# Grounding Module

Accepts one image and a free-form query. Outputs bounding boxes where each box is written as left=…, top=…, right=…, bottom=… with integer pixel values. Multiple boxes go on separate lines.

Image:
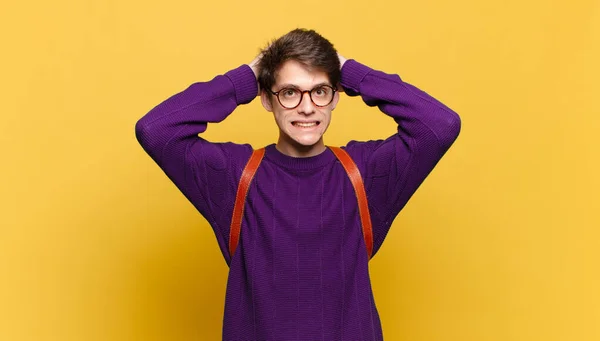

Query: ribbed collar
left=263, top=144, right=337, bottom=171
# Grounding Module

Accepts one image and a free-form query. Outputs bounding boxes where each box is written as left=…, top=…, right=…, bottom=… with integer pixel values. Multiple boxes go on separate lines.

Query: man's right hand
left=248, top=54, right=263, bottom=96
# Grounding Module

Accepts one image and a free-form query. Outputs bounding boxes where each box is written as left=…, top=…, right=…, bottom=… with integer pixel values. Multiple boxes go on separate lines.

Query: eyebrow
left=276, top=82, right=333, bottom=90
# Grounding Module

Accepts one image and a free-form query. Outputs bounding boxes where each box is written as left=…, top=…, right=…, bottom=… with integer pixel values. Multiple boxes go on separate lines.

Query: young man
left=136, top=29, right=461, bottom=340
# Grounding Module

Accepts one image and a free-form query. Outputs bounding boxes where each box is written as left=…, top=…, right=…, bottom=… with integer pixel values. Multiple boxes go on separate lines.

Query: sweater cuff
left=225, top=64, right=258, bottom=105
left=340, top=59, right=372, bottom=95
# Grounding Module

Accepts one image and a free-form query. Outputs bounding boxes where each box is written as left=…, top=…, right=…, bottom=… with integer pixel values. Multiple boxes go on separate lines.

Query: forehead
left=274, top=60, right=330, bottom=88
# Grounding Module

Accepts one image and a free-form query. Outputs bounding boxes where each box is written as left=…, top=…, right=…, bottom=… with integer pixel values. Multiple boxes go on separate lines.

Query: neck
left=276, top=136, right=326, bottom=158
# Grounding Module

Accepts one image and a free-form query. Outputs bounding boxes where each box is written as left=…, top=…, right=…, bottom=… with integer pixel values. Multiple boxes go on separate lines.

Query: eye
left=313, top=86, right=330, bottom=97
left=282, top=89, right=298, bottom=98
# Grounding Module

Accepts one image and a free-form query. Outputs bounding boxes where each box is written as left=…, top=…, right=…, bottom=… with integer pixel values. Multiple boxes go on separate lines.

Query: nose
left=297, top=91, right=316, bottom=115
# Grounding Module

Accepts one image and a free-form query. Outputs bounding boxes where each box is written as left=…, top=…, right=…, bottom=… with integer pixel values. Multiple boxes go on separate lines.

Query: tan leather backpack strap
left=229, top=147, right=266, bottom=258
left=328, top=146, right=374, bottom=260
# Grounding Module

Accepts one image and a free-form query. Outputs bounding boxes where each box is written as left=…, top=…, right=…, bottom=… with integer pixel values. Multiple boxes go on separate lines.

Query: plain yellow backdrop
left=1, top=0, right=599, bottom=340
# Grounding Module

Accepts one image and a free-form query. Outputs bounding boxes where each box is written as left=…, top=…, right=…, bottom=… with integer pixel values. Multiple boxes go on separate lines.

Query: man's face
left=260, top=60, right=339, bottom=153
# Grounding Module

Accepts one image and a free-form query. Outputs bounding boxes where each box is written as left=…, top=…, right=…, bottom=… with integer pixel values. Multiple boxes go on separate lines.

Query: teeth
left=294, top=122, right=317, bottom=128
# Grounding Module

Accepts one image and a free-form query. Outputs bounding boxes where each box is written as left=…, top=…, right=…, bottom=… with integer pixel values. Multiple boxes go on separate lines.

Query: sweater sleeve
left=134, top=65, right=258, bottom=263
left=340, top=59, right=461, bottom=256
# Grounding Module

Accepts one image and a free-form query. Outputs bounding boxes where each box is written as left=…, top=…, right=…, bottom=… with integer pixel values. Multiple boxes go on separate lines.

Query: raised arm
left=340, top=58, right=461, bottom=255
left=135, top=62, right=259, bottom=262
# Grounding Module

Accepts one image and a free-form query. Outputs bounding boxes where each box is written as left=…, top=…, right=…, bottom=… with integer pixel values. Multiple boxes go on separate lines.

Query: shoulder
left=197, top=141, right=254, bottom=173
left=342, top=137, right=403, bottom=178
left=342, top=138, right=384, bottom=164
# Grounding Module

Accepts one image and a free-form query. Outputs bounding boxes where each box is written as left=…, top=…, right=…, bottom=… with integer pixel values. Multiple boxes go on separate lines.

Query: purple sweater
left=135, top=60, right=461, bottom=340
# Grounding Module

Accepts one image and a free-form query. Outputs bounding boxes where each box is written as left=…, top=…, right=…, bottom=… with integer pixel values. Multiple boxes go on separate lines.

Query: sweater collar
left=263, top=144, right=336, bottom=170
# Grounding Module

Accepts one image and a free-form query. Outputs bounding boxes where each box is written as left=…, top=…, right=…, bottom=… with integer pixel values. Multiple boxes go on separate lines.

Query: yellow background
left=1, top=0, right=599, bottom=340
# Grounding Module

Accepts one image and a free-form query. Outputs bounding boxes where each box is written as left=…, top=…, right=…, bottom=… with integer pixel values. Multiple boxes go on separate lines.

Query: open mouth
left=291, top=121, right=320, bottom=128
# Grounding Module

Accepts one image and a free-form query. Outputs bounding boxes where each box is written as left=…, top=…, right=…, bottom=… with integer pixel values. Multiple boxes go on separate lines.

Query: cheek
left=273, top=110, right=289, bottom=127
left=321, top=110, right=333, bottom=125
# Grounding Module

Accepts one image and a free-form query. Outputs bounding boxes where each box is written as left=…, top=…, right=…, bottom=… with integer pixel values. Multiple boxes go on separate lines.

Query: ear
left=330, top=90, right=340, bottom=111
left=260, top=90, right=273, bottom=112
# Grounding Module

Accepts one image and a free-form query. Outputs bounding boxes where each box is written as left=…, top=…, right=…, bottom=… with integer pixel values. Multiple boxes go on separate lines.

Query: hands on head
left=337, top=53, right=346, bottom=93
left=249, top=53, right=263, bottom=96
left=337, top=53, right=347, bottom=69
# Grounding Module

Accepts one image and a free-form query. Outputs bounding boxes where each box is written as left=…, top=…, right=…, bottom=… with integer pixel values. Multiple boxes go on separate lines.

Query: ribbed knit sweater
left=135, top=59, right=461, bottom=340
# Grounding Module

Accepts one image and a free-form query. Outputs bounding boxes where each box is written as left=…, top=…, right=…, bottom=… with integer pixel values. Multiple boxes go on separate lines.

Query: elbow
left=134, top=117, right=161, bottom=160
left=438, top=109, right=462, bottom=150
left=135, top=118, right=150, bottom=148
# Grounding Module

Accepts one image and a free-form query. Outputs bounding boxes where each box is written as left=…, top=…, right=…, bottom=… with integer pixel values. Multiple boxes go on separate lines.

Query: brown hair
left=257, top=28, right=340, bottom=92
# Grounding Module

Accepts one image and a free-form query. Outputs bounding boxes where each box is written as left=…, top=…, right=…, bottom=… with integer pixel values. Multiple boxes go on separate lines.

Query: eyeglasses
left=268, top=85, right=337, bottom=109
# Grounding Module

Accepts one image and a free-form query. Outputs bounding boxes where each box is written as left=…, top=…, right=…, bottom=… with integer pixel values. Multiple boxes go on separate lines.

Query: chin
left=293, top=134, right=323, bottom=147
